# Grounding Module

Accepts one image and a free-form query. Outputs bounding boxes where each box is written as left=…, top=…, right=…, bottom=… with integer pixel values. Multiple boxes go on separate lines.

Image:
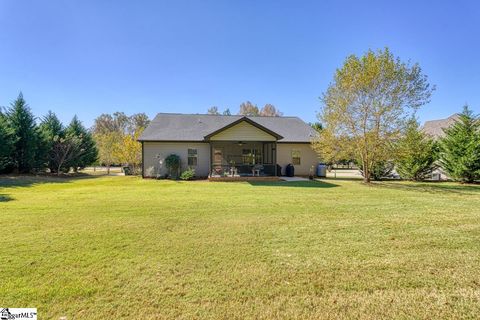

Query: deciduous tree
left=238, top=101, right=260, bottom=116
left=260, top=104, right=282, bottom=116
left=50, top=133, right=83, bottom=176
left=207, top=106, right=220, bottom=115
left=315, top=48, right=434, bottom=182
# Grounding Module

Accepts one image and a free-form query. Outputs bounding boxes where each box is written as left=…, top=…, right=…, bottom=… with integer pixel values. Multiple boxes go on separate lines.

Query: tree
left=358, top=160, right=395, bottom=181
left=238, top=101, right=259, bottom=116
left=223, top=108, right=231, bottom=116
left=438, top=106, right=480, bottom=183
left=49, top=133, right=83, bottom=176
left=65, top=116, right=98, bottom=172
left=0, top=111, right=16, bottom=173
left=39, top=111, right=64, bottom=173
left=310, top=122, right=323, bottom=132
left=260, top=104, right=282, bottom=116
left=94, top=132, right=118, bottom=174
left=315, top=48, right=434, bottom=182
left=114, top=128, right=144, bottom=174
left=6, top=93, right=42, bottom=173
left=207, top=106, right=220, bottom=115
left=92, top=112, right=149, bottom=174
left=393, top=118, right=437, bottom=181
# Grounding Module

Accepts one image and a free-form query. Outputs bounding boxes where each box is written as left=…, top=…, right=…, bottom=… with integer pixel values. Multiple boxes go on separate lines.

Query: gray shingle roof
left=423, top=114, right=460, bottom=138
left=138, top=113, right=318, bottom=143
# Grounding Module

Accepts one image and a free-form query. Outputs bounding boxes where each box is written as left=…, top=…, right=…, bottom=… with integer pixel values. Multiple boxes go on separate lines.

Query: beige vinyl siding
left=143, top=142, right=210, bottom=177
left=277, top=143, right=319, bottom=175
left=209, top=121, right=276, bottom=141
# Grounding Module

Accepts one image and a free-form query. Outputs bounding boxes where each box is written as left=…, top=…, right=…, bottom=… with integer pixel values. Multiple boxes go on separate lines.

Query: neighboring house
left=422, top=113, right=459, bottom=180
left=423, top=114, right=460, bottom=139
left=138, top=113, right=319, bottom=178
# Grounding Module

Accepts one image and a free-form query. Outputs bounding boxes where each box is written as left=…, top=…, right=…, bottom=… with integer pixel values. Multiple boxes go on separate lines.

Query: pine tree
left=394, top=118, right=437, bottom=181
left=39, top=111, right=65, bottom=173
left=6, top=93, right=42, bottom=173
left=439, top=106, right=480, bottom=183
left=65, top=116, right=98, bottom=171
left=0, top=110, right=16, bottom=173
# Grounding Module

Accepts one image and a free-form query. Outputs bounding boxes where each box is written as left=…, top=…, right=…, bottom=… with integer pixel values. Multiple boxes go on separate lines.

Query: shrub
left=165, top=154, right=181, bottom=179
left=180, top=167, right=196, bottom=180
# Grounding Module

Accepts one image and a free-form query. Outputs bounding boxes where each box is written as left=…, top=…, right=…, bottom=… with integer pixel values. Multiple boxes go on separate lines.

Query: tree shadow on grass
left=0, top=194, right=13, bottom=202
left=371, top=181, right=480, bottom=196
left=0, top=173, right=104, bottom=189
left=248, top=180, right=339, bottom=188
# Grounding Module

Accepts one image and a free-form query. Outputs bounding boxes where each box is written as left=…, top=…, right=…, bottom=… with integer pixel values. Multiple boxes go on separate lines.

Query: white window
left=292, top=149, right=301, bottom=165
left=188, top=148, right=198, bottom=166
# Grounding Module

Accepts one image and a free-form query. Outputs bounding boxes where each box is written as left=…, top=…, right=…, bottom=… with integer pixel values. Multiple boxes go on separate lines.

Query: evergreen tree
left=65, top=116, right=98, bottom=171
left=394, top=118, right=437, bottom=181
left=0, top=110, right=16, bottom=173
left=39, top=111, right=64, bottom=173
left=439, top=106, right=480, bottom=183
left=6, top=93, right=42, bottom=173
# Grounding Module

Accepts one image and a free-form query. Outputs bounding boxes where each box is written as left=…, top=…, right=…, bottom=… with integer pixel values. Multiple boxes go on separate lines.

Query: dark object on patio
left=276, top=164, right=282, bottom=176
left=316, top=164, right=327, bottom=177
left=123, top=166, right=132, bottom=175
left=286, top=164, right=294, bottom=177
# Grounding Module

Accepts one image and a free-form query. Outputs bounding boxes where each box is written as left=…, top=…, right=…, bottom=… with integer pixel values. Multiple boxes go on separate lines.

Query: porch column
left=273, top=141, right=277, bottom=176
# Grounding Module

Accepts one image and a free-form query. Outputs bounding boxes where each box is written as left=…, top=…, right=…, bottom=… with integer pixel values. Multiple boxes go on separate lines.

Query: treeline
left=207, top=101, right=283, bottom=116
left=0, top=94, right=150, bottom=176
left=0, top=94, right=97, bottom=175
left=92, top=112, right=149, bottom=174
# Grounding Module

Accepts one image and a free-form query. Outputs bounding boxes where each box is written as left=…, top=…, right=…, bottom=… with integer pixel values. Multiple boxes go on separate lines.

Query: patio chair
left=252, top=164, right=264, bottom=176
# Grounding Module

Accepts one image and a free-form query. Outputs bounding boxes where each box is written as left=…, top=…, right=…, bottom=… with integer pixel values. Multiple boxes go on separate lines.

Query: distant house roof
left=138, top=113, right=318, bottom=143
left=423, top=114, right=460, bottom=138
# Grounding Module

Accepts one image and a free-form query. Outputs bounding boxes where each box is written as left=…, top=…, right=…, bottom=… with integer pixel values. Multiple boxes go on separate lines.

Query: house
left=423, top=114, right=460, bottom=138
left=138, top=113, right=319, bottom=178
left=422, top=113, right=460, bottom=180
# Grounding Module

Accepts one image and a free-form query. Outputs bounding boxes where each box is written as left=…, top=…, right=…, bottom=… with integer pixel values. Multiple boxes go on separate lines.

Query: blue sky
left=1, top=0, right=479, bottom=128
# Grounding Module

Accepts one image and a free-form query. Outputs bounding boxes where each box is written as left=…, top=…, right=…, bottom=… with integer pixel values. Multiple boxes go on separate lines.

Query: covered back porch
left=209, top=141, right=277, bottom=177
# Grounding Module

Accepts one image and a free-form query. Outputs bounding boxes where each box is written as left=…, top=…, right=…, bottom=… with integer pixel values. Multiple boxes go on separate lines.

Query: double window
left=292, top=149, right=301, bottom=165
left=188, top=148, right=198, bottom=166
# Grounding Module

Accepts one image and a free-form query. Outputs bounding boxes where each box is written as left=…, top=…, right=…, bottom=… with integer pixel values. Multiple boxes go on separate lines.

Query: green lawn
left=1, top=175, right=480, bottom=319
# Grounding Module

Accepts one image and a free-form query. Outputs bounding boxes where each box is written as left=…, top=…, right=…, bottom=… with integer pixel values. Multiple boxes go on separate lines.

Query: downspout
left=141, top=141, right=145, bottom=178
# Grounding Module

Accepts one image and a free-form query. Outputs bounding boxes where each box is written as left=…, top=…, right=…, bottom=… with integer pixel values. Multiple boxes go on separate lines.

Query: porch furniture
left=252, top=164, right=264, bottom=176
left=229, top=167, right=238, bottom=177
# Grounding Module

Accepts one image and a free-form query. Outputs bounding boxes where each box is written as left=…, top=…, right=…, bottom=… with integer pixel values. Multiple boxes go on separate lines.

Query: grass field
left=1, top=175, right=480, bottom=319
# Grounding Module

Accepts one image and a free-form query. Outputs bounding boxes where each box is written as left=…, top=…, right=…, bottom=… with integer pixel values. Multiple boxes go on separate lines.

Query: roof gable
left=205, top=117, right=282, bottom=141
